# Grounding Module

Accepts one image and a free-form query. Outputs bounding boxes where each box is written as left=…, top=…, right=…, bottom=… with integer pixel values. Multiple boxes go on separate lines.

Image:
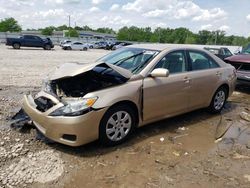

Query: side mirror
left=150, top=68, right=169, bottom=78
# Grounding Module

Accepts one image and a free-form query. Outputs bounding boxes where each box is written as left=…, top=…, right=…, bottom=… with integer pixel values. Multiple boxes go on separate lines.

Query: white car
left=62, top=42, right=88, bottom=51
left=60, top=40, right=71, bottom=47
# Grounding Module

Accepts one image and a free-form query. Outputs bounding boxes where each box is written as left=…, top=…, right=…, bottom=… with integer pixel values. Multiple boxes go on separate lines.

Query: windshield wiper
left=131, top=52, right=157, bottom=73
left=112, top=51, right=145, bottom=66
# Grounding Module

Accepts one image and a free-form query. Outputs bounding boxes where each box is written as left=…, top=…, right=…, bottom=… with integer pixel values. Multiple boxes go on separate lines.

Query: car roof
left=127, top=43, right=211, bottom=52
left=126, top=43, right=228, bottom=67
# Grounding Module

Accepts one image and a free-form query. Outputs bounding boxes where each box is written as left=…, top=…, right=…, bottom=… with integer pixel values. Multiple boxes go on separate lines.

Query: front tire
left=99, top=105, right=135, bottom=146
left=208, top=87, right=227, bottom=113
left=44, top=44, right=51, bottom=50
left=13, top=43, right=20, bottom=49
left=83, top=47, right=87, bottom=51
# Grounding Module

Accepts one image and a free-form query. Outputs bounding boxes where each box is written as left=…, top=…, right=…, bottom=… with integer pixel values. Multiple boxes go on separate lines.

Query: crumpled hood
left=225, top=54, right=250, bottom=63
left=50, top=62, right=133, bottom=80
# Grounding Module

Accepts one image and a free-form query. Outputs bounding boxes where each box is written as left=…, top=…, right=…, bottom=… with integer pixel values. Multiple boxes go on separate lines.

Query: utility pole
left=215, top=31, right=218, bottom=45
left=68, top=15, right=71, bottom=28
left=68, top=15, right=71, bottom=38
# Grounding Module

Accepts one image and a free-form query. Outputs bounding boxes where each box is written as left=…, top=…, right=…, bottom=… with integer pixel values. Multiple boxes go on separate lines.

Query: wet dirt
left=1, top=85, right=249, bottom=188
left=0, top=46, right=249, bottom=188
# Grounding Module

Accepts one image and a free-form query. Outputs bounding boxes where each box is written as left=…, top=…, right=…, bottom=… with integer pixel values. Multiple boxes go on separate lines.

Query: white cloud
left=89, top=7, right=100, bottom=12
left=193, top=8, right=227, bottom=21
left=34, top=9, right=65, bottom=19
left=200, top=24, right=213, bottom=30
left=110, top=4, right=119, bottom=11
left=123, top=0, right=227, bottom=22
left=247, top=14, right=250, bottom=22
left=45, top=0, right=80, bottom=4
left=92, top=0, right=104, bottom=5
left=219, top=25, right=230, bottom=31
left=200, top=24, right=230, bottom=32
left=143, top=9, right=167, bottom=18
left=101, top=16, right=130, bottom=26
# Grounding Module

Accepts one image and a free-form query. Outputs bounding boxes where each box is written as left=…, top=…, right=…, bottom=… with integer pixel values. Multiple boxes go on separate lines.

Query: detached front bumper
left=237, top=71, right=250, bottom=85
left=23, top=95, right=106, bottom=146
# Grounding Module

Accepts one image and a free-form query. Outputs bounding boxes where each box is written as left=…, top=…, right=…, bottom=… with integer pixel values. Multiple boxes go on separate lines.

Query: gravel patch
left=0, top=150, right=64, bottom=187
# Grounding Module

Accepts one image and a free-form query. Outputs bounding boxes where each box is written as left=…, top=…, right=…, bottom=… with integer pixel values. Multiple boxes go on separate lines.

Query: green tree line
left=1, top=17, right=250, bottom=46
left=117, top=26, right=250, bottom=46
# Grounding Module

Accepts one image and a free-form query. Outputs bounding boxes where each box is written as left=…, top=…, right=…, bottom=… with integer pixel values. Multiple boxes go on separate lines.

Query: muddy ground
left=0, top=45, right=250, bottom=188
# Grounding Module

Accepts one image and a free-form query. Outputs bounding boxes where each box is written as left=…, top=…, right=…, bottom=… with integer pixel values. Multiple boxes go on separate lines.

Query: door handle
left=216, top=71, right=222, bottom=76
left=183, top=77, right=190, bottom=83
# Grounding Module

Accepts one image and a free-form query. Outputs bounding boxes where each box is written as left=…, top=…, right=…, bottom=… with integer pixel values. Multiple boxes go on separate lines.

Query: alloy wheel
left=105, top=111, right=132, bottom=142
left=214, top=90, right=225, bottom=110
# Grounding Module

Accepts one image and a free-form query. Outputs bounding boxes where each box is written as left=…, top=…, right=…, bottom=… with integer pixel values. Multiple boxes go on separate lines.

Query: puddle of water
left=217, top=121, right=250, bottom=152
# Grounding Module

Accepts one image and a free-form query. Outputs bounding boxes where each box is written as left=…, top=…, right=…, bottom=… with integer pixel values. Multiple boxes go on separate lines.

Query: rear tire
left=13, top=43, right=20, bottom=49
left=99, top=105, right=135, bottom=146
left=44, top=44, right=51, bottom=50
left=66, top=47, right=72, bottom=50
left=83, top=47, right=87, bottom=51
left=207, top=86, right=227, bottom=113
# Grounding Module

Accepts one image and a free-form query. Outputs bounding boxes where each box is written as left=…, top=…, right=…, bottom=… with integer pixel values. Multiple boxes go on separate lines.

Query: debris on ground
left=160, top=137, right=164, bottom=142
left=233, top=152, right=250, bottom=159
left=172, top=151, right=180, bottom=157
left=240, top=111, right=250, bottom=122
left=168, top=134, right=188, bottom=143
left=244, top=174, right=250, bottom=182
left=8, top=108, right=32, bottom=131
left=178, top=127, right=187, bottom=131
left=215, top=116, right=233, bottom=140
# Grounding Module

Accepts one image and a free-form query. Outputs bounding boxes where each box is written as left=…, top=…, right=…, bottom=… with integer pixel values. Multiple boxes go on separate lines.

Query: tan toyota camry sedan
left=23, top=44, right=236, bottom=146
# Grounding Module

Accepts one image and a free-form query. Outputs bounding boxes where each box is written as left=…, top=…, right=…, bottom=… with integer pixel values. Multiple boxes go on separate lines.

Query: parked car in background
left=112, top=42, right=133, bottom=50
left=94, top=41, right=108, bottom=49
left=23, top=44, right=236, bottom=147
left=225, top=54, right=250, bottom=85
left=62, top=42, right=88, bottom=51
left=60, top=40, right=71, bottom=47
left=86, top=43, right=94, bottom=49
left=105, top=41, right=122, bottom=50
left=204, top=47, right=232, bottom=60
left=6, top=35, right=54, bottom=50
left=241, top=44, right=250, bottom=54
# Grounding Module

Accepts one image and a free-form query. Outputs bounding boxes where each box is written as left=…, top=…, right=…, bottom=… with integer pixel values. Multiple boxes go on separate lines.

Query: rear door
left=186, top=50, right=222, bottom=109
left=24, top=36, right=42, bottom=47
left=72, top=42, right=82, bottom=50
left=143, top=50, right=191, bottom=121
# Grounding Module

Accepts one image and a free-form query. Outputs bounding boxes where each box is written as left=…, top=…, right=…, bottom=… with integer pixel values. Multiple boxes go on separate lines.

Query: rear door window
left=188, top=50, right=220, bottom=71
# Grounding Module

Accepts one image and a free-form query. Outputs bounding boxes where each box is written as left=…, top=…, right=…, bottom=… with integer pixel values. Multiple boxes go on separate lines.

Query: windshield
left=97, top=47, right=159, bottom=74
left=242, top=45, right=250, bottom=54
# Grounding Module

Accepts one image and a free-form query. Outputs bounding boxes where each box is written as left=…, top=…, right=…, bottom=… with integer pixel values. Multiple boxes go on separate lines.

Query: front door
left=143, top=50, right=191, bottom=121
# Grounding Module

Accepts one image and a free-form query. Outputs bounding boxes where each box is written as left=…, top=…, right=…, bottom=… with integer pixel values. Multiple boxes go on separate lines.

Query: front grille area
left=34, top=97, right=55, bottom=112
left=229, top=62, right=250, bottom=71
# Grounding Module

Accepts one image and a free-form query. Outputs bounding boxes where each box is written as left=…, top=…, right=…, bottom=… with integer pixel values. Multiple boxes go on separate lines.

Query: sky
left=0, top=0, right=249, bottom=37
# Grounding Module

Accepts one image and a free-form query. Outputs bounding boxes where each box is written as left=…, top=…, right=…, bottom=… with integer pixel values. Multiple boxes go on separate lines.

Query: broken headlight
left=42, top=80, right=53, bottom=94
left=49, top=97, right=98, bottom=116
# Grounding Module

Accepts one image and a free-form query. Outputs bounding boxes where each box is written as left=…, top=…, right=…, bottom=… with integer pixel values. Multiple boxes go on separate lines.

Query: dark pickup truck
left=6, top=35, right=54, bottom=50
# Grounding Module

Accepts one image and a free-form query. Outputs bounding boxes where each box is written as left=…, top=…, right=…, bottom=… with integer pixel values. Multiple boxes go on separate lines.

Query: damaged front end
left=33, top=62, right=131, bottom=116
left=21, top=62, right=132, bottom=146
